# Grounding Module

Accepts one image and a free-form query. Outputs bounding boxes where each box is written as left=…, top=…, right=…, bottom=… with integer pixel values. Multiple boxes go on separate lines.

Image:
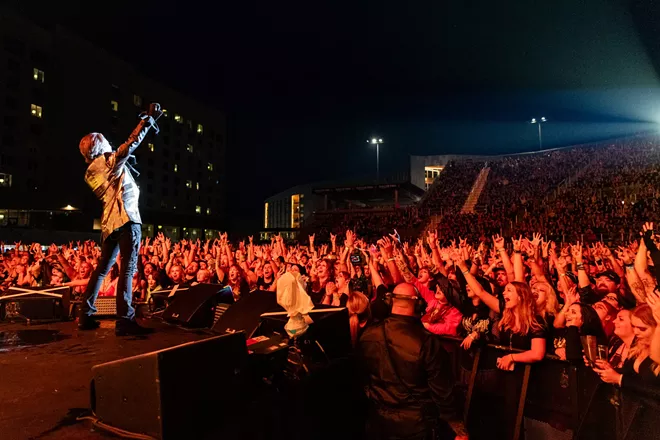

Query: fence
left=437, top=336, right=646, bottom=440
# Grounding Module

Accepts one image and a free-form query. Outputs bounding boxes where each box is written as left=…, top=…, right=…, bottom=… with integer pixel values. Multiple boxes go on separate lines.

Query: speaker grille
left=214, top=303, right=230, bottom=325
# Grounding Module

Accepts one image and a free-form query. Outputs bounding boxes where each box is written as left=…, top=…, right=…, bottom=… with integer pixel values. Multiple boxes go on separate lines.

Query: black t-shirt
left=308, top=284, right=326, bottom=304
left=371, top=284, right=391, bottom=323
left=495, top=316, right=549, bottom=350
left=256, top=276, right=274, bottom=291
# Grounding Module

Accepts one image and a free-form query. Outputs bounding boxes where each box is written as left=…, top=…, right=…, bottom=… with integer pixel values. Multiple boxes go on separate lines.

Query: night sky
left=8, top=0, right=660, bottom=235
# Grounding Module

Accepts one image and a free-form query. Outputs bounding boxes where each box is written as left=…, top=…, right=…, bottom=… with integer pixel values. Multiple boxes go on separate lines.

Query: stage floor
left=0, top=319, right=213, bottom=440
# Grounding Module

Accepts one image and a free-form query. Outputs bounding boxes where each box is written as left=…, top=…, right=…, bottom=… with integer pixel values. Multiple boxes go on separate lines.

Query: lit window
left=206, top=207, right=211, bottom=215
left=33, top=68, right=45, bottom=83
left=195, top=205, right=202, bottom=214
left=148, top=143, right=155, bottom=152
left=197, top=124, right=204, bottom=134
left=111, top=100, right=119, bottom=112
left=174, top=164, right=178, bottom=172
left=196, top=182, right=200, bottom=190
left=133, top=94, right=142, bottom=106
left=173, top=205, right=177, bottom=210
left=174, top=114, right=183, bottom=123
left=186, top=144, right=194, bottom=153
left=186, top=180, right=192, bottom=189
left=207, top=162, right=213, bottom=171
left=264, top=203, right=269, bottom=228
left=162, top=109, right=168, bottom=117
left=30, top=104, right=43, bottom=118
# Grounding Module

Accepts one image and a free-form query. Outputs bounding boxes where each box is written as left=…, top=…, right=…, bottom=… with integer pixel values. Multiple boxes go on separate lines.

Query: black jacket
left=357, top=314, right=462, bottom=439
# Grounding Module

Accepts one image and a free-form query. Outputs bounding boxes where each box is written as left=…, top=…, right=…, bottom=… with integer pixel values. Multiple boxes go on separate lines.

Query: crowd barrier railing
left=435, top=336, right=639, bottom=440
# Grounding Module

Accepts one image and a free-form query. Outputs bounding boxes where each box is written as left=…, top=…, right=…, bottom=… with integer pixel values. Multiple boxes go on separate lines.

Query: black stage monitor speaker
left=91, top=332, right=248, bottom=440
left=0, top=286, right=70, bottom=322
left=212, top=290, right=283, bottom=337
left=258, top=305, right=352, bottom=361
left=161, top=283, right=233, bottom=328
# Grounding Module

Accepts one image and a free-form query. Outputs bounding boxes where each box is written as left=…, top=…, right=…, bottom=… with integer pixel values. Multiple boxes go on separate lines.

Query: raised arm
left=453, top=249, right=500, bottom=313
left=112, top=103, right=162, bottom=176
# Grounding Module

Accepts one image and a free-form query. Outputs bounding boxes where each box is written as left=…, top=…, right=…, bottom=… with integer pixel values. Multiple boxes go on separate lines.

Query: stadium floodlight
left=530, top=117, right=547, bottom=150
left=367, top=137, right=384, bottom=180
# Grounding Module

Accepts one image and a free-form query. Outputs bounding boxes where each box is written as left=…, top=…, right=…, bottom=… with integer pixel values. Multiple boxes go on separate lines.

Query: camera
left=349, top=250, right=363, bottom=265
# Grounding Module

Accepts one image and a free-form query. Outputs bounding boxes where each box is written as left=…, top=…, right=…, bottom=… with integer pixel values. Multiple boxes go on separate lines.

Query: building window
left=207, top=162, right=213, bottom=171
left=111, top=100, right=119, bottom=112
left=148, top=143, right=155, bottom=152
left=264, top=202, right=269, bottom=228
left=33, top=68, right=45, bottom=83
left=186, top=144, right=194, bottom=153
left=0, top=173, right=12, bottom=187
left=206, top=207, right=211, bottom=215
left=133, top=94, right=142, bottom=106
left=197, top=124, right=204, bottom=134
left=174, top=164, right=178, bottom=172
left=196, top=182, right=200, bottom=190
left=195, top=205, right=202, bottom=214
left=186, top=180, right=192, bottom=189
left=174, top=114, right=183, bottom=123
left=291, top=194, right=301, bottom=228
left=30, top=104, right=43, bottom=118
left=162, top=109, right=168, bottom=117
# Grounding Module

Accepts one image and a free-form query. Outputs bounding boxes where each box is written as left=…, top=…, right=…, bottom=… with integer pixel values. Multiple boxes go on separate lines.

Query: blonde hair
left=629, top=304, right=660, bottom=376
left=499, top=281, right=543, bottom=335
left=535, top=281, right=559, bottom=317
left=79, top=132, right=109, bottom=163
left=347, top=291, right=371, bottom=347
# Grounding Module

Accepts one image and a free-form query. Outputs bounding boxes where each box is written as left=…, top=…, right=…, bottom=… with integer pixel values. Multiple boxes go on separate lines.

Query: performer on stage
left=78, top=103, right=162, bottom=335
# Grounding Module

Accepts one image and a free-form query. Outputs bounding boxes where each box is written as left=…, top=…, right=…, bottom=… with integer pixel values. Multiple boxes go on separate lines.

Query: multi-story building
left=0, top=10, right=226, bottom=241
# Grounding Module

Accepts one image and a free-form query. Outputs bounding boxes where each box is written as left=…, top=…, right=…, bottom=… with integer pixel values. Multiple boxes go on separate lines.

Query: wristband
left=461, top=269, right=469, bottom=275
left=576, top=263, right=585, bottom=271
left=513, top=250, right=522, bottom=254
left=387, top=258, right=395, bottom=262
left=624, top=264, right=634, bottom=270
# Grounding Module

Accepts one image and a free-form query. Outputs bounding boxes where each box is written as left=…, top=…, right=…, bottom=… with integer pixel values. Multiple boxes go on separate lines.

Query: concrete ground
left=0, top=319, right=210, bottom=440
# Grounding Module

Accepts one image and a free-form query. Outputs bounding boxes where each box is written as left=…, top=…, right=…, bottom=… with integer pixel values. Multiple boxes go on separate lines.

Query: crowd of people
left=2, top=223, right=660, bottom=437
left=3, top=135, right=660, bottom=438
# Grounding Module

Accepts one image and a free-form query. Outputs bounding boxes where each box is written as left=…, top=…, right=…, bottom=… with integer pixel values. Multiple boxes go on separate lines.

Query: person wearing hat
left=572, top=243, right=622, bottom=305
left=77, top=103, right=161, bottom=336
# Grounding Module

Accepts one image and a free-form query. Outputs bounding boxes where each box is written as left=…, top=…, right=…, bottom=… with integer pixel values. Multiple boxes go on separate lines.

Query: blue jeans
left=81, top=222, right=141, bottom=320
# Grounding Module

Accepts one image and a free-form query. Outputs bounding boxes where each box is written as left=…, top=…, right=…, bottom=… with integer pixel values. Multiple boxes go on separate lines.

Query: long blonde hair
left=499, top=281, right=543, bottom=335
left=534, top=281, right=559, bottom=317
left=628, top=304, right=660, bottom=376
left=347, top=291, right=371, bottom=347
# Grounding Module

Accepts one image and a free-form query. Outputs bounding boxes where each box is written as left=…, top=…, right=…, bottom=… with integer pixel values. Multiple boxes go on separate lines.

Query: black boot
left=78, top=315, right=101, bottom=330
left=115, top=318, right=154, bottom=336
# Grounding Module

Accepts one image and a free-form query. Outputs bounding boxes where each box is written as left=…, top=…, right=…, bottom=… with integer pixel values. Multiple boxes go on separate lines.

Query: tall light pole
left=367, top=137, right=383, bottom=180
left=530, top=117, right=547, bottom=150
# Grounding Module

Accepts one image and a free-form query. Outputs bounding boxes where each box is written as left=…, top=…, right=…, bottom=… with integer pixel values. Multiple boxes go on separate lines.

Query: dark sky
left=8, top=0, right=660, bottom=234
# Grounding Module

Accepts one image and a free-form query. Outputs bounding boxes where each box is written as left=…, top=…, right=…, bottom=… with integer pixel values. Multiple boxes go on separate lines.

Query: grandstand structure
left=263, top=133, right=660, bottom=244
left=418, top=133, right=660, bottom=244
